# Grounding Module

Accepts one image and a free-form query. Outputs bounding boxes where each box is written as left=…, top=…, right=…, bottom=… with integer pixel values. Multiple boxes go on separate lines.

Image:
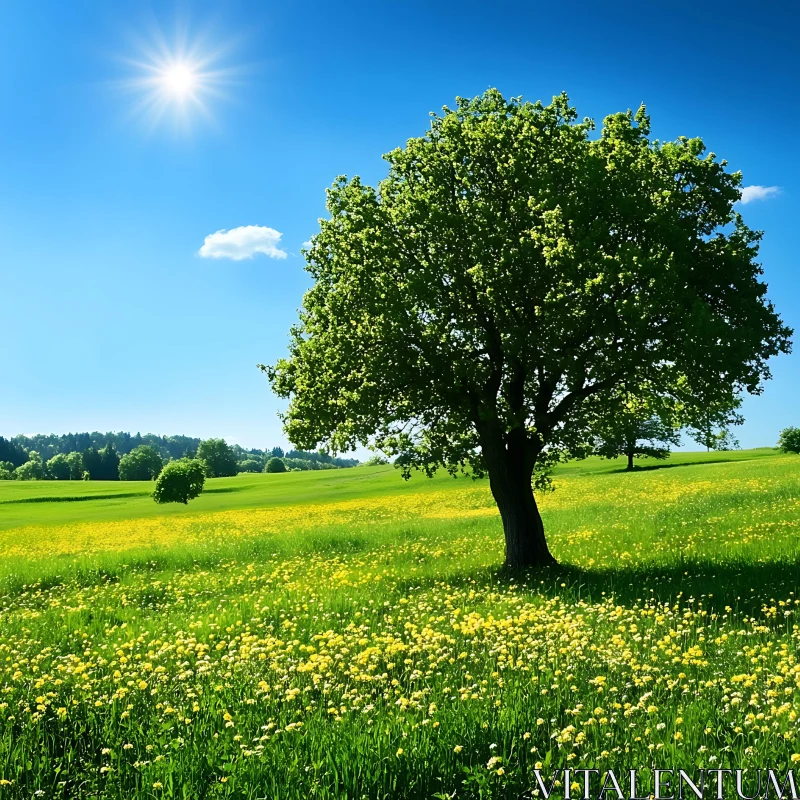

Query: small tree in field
left=264, top=90, right=792, bottom=568
left=153, top=459, right=205, bottom=504
left=594, top=394, right=680, bottom=470
left=265, top=457, right=287, bottom=474
left=687, top=397, right=743, bottom=452
left=778, top=427, right=800, bottom=454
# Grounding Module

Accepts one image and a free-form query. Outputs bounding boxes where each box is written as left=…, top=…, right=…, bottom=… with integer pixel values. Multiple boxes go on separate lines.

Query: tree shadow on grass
left=368, top=544, right=800, bottom=621
left=606, top=458, right=738, bottom=475
left=496, top=556, right=800, bottom=617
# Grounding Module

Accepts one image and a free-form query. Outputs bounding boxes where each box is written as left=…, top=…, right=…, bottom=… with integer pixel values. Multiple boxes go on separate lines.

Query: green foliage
left=118, top=446, right=164, bottom=481
left=687, top=397, right=744, bottom=452
left=710, top=429, right=741, bottom=451
left=286, top=449, right=358, bottom=468
left=12, top=431, right=202, bottom=462
left=81, top=445, right=121, bottom=481
left=0, top=434, right=359, bottom=480
left=0, top=437, right=26, bottom=468
left=196, top=439, right=238, bottom=478
left=65, top=452, right=84, bottom=480
left=778, top=426, right=800, bottom=454
left=265, top=457, right=287, bottom=473
left=46, top=453, right=72, bottom=480
left=364, top=454, right=389, bottom=466
left=0, top=461, right=14, bottom=481
left=80, top=447, right=102, bottom=480
left=265, top=89, right=791, bottom=564
left=236, top=458, right=263, bottom=473
left=593, top=392, right=681, bottom=468
left=99, top=444, right=120, bottom=481
left=15, top=451, right=46, bottom=481
left=152, top=459, right=205, bottom=504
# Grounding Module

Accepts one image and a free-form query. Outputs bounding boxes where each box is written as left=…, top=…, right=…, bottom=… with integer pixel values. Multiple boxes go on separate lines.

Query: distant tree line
left=0, top=433, right=360, bottom=481
left=7, top=432, right=201, bottom=462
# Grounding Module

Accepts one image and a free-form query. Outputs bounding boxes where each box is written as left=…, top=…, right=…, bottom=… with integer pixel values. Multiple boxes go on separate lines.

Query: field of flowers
left=1, top=451, right=799, bottom=798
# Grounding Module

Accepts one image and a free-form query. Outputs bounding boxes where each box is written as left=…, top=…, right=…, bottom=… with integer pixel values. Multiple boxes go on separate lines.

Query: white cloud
left=301, top=240, right=312, bottom=249
left=739, top=185, right=780, bottom=205
left=198, top=225, right=287, bottom=260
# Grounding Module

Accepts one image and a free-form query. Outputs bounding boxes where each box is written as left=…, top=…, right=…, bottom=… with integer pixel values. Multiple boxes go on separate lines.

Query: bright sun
left=121, top=24, right=240, bottom=132
left=161, top=63, right=197, bottom=97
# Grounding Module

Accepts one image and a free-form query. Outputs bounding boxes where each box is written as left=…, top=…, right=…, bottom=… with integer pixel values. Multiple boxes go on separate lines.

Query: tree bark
left=480, top=423, right=556, bottom=569
left=489, top=468, right=555, bottom=568
left=627, top=451, right=634, bottom=471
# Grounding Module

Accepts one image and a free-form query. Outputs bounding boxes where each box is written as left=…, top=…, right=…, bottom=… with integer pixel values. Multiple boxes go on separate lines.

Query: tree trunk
left=481, top=424, right=556, bottom=569
left=626, top=451, right=634, bottom=471
left=490, top=469, right=555, bottom=568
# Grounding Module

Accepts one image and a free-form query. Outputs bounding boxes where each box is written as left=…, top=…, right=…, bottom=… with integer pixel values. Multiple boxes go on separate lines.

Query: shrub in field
left=0, top=461, right=14, bottom=480
left=265, top=456, right=287, bottom=473
left=778, top=426, right=800, bottom=454
left=118, top=445, right=163, bottom=480
left=152, top=458, right=205, bottom=504
left=196, top=438, right=238, bottom=478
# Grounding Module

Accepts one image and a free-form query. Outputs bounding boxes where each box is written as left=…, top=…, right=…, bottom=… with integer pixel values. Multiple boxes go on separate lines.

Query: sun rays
left=117, top=19, right=243, bottom=134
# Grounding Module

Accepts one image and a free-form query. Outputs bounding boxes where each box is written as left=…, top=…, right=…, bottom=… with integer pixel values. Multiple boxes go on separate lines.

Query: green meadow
left=1, top=448, right=800, bottom=798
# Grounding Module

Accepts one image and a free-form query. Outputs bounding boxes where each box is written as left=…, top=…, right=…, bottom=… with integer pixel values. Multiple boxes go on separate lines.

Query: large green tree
left=196, top=439, right=238, bottom=478
left=265, top=90, right=792, bottom=568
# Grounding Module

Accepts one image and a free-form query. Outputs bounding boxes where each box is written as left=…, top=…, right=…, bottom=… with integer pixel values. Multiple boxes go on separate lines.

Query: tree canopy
left=266, top=89, right=792, bottom=568
left=196, top=439, right=238, bottom=478
left=153, top=459, right=205, bottom=504
left=778, top=427, right=800, bottom=454
left=593, top=393, right=680, bottom=470
left=15, top=451, right=46, bottom=481
left=46, top=453, right=72, bottom=480
left=687, top=398, right=743, bottom=452
left=118, top=445, right=164, bottom=481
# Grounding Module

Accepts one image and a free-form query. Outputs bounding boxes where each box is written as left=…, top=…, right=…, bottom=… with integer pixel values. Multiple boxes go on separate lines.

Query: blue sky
left=1, top=0, right=797, bottom=453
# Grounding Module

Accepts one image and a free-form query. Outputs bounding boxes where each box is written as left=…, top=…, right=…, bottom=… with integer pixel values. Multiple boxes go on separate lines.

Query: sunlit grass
left=1, top=449, right=799, bottom=797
